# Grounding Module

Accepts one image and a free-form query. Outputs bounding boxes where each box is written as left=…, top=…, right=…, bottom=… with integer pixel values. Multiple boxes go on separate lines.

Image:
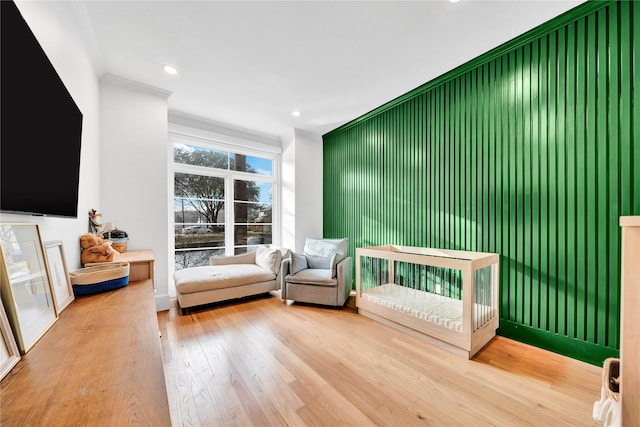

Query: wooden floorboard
left=158, top=293, right=601, bottom=426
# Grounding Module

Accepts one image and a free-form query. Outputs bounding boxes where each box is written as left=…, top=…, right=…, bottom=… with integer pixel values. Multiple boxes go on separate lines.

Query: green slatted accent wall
left=323, top=0, right=639, bottom=365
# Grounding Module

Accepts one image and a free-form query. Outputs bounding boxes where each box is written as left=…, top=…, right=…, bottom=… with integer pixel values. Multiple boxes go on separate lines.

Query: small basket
left=109, top=237, right=128, bottom=253
left=69, top=262, right=130, bottom=295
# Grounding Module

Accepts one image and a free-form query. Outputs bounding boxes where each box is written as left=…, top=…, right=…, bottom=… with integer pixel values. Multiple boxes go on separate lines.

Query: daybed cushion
left=174, top=264, right=276, bottom=294
left=269, top=245, right=291, bottom=262
left=210, top=251, right=255, bottom=266
left=255, top=246, right=281, bottom=274
left=285, top=268, right=336, bottom=287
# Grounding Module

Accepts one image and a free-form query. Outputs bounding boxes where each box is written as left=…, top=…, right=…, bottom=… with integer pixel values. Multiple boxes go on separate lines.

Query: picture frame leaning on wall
left=44, top=240, right=75, bottom=313
left=0, top=299, right=20, bottom=381
left=0, top=223, right=58, bottom=353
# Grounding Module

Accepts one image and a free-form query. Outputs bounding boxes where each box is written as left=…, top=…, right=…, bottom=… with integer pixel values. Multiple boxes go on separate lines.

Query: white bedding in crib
left=360, top=283, right=492, bottom=332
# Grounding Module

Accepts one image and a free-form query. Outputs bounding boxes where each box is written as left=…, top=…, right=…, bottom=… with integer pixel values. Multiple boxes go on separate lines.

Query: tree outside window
left=173, top=143, right=273, bottom=268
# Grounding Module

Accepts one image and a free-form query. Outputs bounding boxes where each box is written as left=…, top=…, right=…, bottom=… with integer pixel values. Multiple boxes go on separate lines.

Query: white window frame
left=170, top=130, right=281, bottom=259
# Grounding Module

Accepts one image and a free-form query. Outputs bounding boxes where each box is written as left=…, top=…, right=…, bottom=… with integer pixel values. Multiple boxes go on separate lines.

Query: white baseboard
left=155, top=293, right=170, bottom=312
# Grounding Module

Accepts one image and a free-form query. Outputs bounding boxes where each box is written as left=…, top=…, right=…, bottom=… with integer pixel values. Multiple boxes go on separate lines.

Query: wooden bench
left=0, top=279, right=171, bottom=425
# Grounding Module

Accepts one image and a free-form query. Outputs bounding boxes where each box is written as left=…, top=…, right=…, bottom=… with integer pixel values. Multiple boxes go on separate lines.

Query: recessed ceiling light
left=449, top=0, right=460, bottom=3
left=292, top=111, right=301, bottom=117
left=163, top=65, right=178, bottom=75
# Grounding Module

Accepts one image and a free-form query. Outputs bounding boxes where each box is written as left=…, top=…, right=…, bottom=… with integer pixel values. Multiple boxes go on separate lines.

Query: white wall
left=281, top=132, right=296, bottom=251
left=0, top=1, right=101, bottom=270
left=281, top=129, right=323, bottom=253
left=99, top=75, right=171, bottom=310
left=294, top=130, right=323, bottom=250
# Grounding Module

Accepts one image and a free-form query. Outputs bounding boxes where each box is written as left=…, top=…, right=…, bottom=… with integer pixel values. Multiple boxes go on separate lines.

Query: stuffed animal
left=79, top=233, right=119, bottom=265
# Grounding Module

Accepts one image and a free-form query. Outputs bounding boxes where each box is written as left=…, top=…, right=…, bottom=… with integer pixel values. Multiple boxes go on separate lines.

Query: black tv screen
left=1, top=1, right=83, bottom=218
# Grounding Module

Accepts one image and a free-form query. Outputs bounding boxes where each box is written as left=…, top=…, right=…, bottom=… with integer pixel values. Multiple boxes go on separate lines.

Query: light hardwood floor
left=158, top=293, right=601, bottom=426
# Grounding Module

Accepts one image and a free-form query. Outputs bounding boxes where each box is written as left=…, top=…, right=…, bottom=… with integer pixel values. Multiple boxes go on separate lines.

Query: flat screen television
left=1, top=1, right=83, bottom=218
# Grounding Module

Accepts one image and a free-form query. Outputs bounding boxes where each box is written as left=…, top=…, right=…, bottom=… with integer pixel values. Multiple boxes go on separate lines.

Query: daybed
left=173, top=246, right=288, bottom=314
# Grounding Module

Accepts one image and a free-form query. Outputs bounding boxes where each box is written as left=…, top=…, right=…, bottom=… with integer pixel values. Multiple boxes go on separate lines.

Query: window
left=233, top=180, right=272, bottom=254
left=172, top=139, right=278, bottom=270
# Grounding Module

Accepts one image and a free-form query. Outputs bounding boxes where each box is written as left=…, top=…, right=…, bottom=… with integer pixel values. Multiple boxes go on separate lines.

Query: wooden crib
left=356, top=245, right=500, bottom=359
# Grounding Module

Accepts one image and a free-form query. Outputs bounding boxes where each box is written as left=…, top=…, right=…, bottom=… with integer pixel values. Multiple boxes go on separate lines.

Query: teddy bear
left=79, top=233, right=119, bottom=265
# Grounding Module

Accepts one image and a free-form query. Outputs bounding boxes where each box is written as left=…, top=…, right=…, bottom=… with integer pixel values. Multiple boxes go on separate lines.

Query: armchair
left=280, top=238, right=352, bottom=307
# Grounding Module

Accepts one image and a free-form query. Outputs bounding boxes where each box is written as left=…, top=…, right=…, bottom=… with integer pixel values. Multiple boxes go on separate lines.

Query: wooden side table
left=116, top=249, right=155, bottom=283
left=87, top=249, right=155, bottom=285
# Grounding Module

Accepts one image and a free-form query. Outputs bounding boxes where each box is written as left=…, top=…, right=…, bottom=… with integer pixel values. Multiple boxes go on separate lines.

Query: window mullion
left=225, top=175, right=235, bottom=256
left=231, top=170, right=274, bottom=184
left=174, top=163, right=227, bottom=178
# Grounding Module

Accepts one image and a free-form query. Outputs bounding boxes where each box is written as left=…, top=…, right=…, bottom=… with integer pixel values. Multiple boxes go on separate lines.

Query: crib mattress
left=360, top=283, right=492, bottom=333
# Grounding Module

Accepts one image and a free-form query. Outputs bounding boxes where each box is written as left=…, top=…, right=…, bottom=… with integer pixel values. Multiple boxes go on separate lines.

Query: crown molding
left=168, top=110, right=281, bottom=148
left=101, top=73, right=172, bottom=99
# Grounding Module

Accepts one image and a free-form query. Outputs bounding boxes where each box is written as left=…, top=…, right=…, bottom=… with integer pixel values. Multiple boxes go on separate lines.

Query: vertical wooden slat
left=547, top=30, right=558, bottom=335
left=322, top=0, right=633, bottom=364
left=556, top=26, right=568, bottom=337
left=482, top=63, right=490, bottom=257
left=530, top=39, right=540, bottom=330
left=473, top=67, right=481, bottom=254
left=595, top=7, right=609, bottom=347
left=508, top=50, right=518, bottom=323
left=575, top=17, right=587, bottom=342
left=500, top=53, right=510, bottom=323
left=633, top=1, right=640, bottom=216
left=488, top=61, right=496, bottom=255
left=619, top=2, right=632, bottom=217
left=523, top=43, right=532, bottom=327
left=538, top=35, right=549, bottom=332
left=465, top=71, right=472, bottom=253
left=450, top=80, right=457, bottom=250
left=585, top=12, right=598, bottom=345
left=455, top=77, right=461, bottom=251
left=493, top=57, right=503, bottom=320
left=566, top=22, right=578, bottom=340
left=437, top=85, right=448, bottom=248
left=607, top=2, right=620, bottom=350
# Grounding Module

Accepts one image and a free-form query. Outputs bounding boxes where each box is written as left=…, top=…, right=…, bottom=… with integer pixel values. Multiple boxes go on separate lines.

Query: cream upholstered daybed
left=173, top=246, right=289, bottom=314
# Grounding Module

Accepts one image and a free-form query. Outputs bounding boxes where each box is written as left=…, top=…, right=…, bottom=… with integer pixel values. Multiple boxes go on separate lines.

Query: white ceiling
left=81, top=0, right=585, bottom=139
